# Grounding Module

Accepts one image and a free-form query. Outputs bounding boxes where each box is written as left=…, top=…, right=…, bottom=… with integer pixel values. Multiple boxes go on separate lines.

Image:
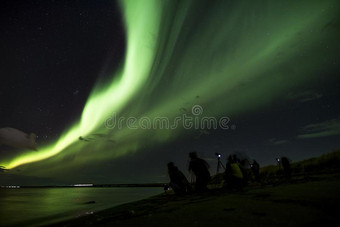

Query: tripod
left=216, top=155, right=225, bottom=174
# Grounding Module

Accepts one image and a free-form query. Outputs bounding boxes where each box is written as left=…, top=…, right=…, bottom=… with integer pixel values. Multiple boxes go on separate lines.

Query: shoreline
left=0, top=183, right=166, bottom=189
left=48, top=173, right=340, bottom=227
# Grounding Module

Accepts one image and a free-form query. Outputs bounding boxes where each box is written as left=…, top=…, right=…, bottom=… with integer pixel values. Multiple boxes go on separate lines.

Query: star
left=73, top=90, right=79, bottom=96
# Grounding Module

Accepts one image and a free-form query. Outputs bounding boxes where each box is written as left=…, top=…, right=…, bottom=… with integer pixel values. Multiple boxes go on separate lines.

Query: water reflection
left=0, top=187, right=161, bottom=226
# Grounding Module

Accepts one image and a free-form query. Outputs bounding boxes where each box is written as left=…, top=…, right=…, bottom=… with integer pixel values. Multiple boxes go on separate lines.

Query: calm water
left=0, top=187, right=162, bottom=226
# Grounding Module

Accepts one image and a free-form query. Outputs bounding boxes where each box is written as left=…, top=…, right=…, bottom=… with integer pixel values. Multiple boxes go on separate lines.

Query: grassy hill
left=210, top=149, right=340, bottom=186
left=259, top=149, right=340, bottom=184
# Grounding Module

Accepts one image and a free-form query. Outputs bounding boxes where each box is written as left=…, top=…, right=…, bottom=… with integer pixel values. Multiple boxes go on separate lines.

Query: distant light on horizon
left=1, top=185, right=20, bottom=189
left=73, top=184, right=93, bottom=187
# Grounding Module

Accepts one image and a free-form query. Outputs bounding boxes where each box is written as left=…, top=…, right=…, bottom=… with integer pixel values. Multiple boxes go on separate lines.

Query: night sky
left=0, top=0, right=339, bottom=185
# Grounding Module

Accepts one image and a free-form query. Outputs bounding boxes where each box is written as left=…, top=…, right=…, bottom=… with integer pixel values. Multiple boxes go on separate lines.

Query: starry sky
left=0, top=0, right=339, bottom=185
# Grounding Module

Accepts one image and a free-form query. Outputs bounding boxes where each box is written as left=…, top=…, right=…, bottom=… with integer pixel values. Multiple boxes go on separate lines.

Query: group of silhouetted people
left=167, top=152, right=291, bottom=194
left=167, top=151, right=211, bottom=194
left=222, top=154, right=262, bottom=190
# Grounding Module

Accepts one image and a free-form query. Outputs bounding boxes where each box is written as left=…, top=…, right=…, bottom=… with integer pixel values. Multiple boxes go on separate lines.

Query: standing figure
left=281, top=157, right=291, bottom=180
left=239, top=158, right=251, bottom=186
left=188, top=152, right=211, bottom=192
left=251, top=160, right=260, bottom=182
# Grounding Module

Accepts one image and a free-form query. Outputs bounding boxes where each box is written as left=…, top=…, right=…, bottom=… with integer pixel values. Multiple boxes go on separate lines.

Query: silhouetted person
left=281, top=157, right=291, bottom=180
left=251, top=160, right=260, bottom=182
left=167, top=162, right=191, bottom=194
left=188, top=152, right=211, bottom=192
left=239, top=158, right=251, bottom=186
left=233, top=154, right=240, bottom=164
left=223, top=155, right=244, bottom=190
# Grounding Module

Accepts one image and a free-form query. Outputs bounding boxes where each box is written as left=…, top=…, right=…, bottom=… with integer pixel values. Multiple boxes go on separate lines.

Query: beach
left=49, top=173, right=339, bottom=227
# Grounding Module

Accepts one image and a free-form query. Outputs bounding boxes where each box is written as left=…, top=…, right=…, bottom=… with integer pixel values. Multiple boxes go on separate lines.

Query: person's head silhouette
left=189, top=152, right=197, bottom=159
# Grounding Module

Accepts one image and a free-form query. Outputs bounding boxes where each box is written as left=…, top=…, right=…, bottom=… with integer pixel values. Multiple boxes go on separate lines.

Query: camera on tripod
left=215, top=153, right=225, bottom=173
left=215, top=153, right=221, bottom=158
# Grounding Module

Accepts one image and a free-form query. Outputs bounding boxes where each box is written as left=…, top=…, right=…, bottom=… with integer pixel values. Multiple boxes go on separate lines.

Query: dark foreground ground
left=49, top=173, right=340, bottom=227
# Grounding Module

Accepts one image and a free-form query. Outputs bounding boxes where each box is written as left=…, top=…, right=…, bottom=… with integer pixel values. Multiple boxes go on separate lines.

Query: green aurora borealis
left=0, top=0, right=339, bottom=180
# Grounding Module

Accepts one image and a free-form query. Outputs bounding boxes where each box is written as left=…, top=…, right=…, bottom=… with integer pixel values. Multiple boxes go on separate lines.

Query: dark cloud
left=288, top=91, right=323, bottom=103
left=268, top=138, right=290, bottom=145
left=298, top=118, right=340, bottom=139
